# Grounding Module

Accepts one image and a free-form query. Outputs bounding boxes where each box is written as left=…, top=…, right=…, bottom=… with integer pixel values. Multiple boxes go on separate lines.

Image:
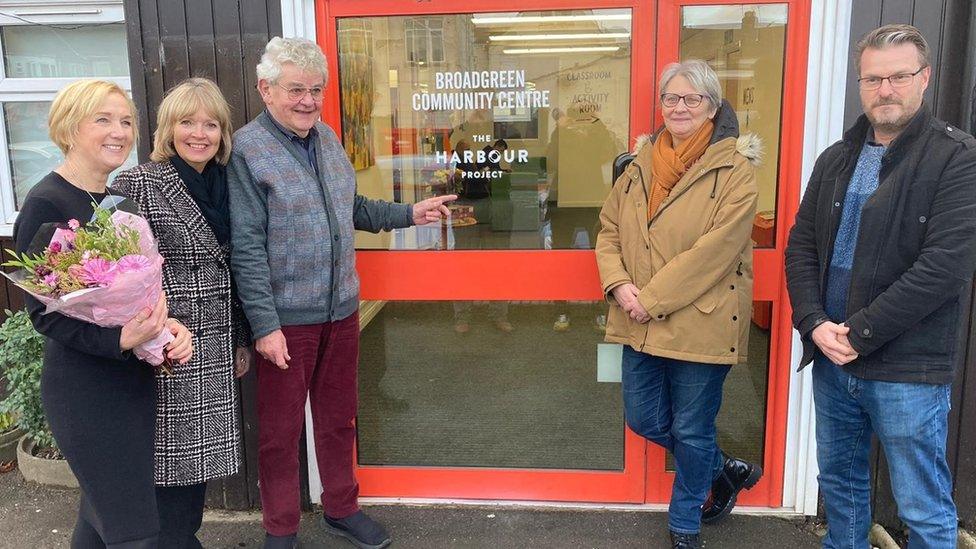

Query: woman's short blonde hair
left=48, top=79, right=138, bottom=155
left=151, top=78, right=233, bottom=165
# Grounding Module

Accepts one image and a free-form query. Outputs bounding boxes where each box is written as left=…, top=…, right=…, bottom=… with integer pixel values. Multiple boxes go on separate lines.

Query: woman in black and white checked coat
left=113, top=78, right=250, bottom=548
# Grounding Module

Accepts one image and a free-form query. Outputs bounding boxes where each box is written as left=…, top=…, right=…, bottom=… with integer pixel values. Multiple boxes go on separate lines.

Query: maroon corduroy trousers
left=256, top=313, right=361, bottom=536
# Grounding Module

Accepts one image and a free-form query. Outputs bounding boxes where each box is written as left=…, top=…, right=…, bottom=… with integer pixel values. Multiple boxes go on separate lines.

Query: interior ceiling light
left=489, top=32, right=631, bottom=41
left=472, top=14, right=631, bottom=25
left=503, top=46, right=621, bottom=54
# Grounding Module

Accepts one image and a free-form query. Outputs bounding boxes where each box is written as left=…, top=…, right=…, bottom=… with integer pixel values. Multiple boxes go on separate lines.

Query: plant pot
left=0, top=427, right=23, bottom=462
left=16, top=435, right=77, bottom=488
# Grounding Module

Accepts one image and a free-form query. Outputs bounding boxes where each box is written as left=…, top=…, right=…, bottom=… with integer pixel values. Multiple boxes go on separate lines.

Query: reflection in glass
left=336, top=10, right=632, bottom=251
left=1, top=24, right=129, bottom=78
left=357, top=300, right=623, bottom=470
left=680, top=4, right=787, bottom=248
left=666, top=301, right=772, bottom=471
left=4, top=101, right=137, bottom=209
left=5, top=102, right=59, bottom=208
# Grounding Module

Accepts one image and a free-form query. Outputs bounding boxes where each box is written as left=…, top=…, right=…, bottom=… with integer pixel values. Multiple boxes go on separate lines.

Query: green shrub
left=0, top=309, right=53, bottom=449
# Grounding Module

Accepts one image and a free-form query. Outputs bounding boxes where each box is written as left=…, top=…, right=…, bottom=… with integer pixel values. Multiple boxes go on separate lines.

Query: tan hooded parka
left=596, top=102, right=761, bottom=365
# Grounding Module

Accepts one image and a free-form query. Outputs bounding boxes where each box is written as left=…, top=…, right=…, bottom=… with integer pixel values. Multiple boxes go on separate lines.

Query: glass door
left=650, top=0, right=810, bottom=507
left=319, top=0, right=655, bottom=503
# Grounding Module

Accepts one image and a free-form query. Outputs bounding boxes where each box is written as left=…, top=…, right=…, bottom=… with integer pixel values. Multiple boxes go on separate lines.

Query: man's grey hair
left=659, top=60, right=722, bottom=109
left=855, top=24, right=929, bottom=73
left=256, top=36, right=329, bottom=84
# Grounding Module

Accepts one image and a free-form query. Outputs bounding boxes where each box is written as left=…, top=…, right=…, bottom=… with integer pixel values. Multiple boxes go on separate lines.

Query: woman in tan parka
left=595, top=60, right=761, bottom=549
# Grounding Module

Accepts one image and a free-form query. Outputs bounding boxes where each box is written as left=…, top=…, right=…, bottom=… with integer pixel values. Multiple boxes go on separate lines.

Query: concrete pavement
left=0, top=470, right=823, bottom=548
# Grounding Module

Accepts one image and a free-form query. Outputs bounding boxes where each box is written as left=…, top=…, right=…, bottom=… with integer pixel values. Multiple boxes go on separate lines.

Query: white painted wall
left=280, top=0, right=316, bottom=40
left=781, top=0, right=853, bottom=515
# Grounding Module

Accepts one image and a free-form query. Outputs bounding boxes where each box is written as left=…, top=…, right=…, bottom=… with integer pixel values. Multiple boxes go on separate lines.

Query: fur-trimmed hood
left=631, top=100, right=763, bottom=166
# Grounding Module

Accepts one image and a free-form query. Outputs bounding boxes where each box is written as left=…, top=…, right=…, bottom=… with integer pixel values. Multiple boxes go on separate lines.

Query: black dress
left=14, top=172, right=159, bottom=548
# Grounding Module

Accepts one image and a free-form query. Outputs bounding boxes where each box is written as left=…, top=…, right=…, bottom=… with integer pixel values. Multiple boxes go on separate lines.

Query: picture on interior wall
left=339, top=23, right=376, bottom=170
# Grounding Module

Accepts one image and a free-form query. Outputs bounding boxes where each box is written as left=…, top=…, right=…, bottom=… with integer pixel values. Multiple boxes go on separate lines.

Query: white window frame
left=0, top=0, right=129, bottom=235
left=405, top=17, right=445, bottom=66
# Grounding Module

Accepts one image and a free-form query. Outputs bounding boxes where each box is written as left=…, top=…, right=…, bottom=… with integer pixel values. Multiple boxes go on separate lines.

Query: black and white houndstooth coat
left=113, top=160, right=248, bottom=486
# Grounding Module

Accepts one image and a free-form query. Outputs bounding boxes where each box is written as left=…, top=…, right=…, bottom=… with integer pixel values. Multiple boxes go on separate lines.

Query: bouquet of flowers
left=3, top=202, right=174, bottom=372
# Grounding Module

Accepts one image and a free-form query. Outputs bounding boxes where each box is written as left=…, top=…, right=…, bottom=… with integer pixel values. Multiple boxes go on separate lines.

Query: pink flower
left=50, top=227, right=76, bottom=250
left=48, top=241, right=62, bottom=254
left=42, top=273, right=58, bottom=288
left=67, top=219, right=80, bottom=230
left=115, top=254, right=151, bottom=273
left=70, top=257, right=117, bottom=287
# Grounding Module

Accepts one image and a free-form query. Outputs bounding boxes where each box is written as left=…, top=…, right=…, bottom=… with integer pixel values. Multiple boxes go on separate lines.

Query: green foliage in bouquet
left=0, top=309, right=54, bottom=449
left=3, top=204, right=141, bottom=296
left=74, top=205, right=141, bottom=259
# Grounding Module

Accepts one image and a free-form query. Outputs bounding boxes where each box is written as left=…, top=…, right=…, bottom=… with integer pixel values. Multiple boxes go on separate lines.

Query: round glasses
left=661, top=93, right=706, bottom=108
left=277, top=84, right=325, bottom=101
left=857, top=67, right=926, bottom=90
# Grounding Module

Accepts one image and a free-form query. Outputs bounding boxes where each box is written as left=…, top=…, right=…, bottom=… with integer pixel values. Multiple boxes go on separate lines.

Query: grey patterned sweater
left=228, top=112, right=413, bottom=339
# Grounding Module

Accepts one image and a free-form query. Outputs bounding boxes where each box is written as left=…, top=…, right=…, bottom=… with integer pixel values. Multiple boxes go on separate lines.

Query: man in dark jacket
left=786, top=24, right=976, bottom=548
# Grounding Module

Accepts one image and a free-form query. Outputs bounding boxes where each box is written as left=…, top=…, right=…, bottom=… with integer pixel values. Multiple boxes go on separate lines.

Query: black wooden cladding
left=844, top=0, right=971, bottom=129
left=123, top=0, right=281, bottom=162
left=844, top=0, right=976, bottom=530
left=122, top=0, right=283, bottom=510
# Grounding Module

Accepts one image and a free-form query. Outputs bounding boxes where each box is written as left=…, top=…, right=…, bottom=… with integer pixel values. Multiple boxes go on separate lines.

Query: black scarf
left=170, top=155, right=230, bottom=245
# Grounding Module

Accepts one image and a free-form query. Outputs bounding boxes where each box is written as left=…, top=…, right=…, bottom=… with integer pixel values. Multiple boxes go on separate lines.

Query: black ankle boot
left=669, top=530, right=702, bottom=549
left=701, top=453, right=763, bottom=524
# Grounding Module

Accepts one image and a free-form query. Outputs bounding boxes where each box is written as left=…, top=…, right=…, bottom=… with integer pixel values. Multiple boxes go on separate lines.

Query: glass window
left=4, top=102, right=60, bottom=208
left=4, top=101, right=137, bottom=209
left=405, top=18, right=445, bottom=66
left=0, top=6, right=132, bottom=223
left=357, top=300, right=623, bottom=470
left=1, top=24, right=129, bottom=78
left=679, top=5, right=787, bottom=248
left=337, top=10, right=632, bottom=251
left=667, top=300, right=772, bottom=471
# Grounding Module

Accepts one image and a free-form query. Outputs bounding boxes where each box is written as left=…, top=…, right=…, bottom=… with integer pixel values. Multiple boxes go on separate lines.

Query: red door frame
left=650, top=0, right=811, bottom=508
left=316, top=0, right=808, bottom=507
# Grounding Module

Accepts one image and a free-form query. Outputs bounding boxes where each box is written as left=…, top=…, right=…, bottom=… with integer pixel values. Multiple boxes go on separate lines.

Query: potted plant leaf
left=0, top=410, right=22, bottom=463
left=0, top=309, right=77, bottom=487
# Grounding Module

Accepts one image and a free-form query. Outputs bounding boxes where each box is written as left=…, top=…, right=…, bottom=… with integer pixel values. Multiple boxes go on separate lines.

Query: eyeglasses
left=277, top=84, right=325, bottom=101
left=857, top=67, right=926, bottom=90
left=661, top=93, right=706, bottom=108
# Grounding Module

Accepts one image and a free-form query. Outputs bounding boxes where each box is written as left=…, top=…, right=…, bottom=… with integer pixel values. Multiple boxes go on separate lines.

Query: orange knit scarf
left=648, top=120, right=714, bottom=220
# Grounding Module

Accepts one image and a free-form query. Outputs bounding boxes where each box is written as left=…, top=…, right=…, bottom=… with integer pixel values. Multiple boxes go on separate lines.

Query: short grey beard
left=866, top=107, right=917, bottom=138
left=871, top=119, right=910, bottom=137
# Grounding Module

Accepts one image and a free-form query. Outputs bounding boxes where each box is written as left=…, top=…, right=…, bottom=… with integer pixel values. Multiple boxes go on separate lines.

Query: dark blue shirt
left=265, top=111, right=319, bottom=177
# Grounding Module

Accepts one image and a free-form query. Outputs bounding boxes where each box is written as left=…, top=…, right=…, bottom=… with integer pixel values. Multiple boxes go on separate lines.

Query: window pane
left=666, top=300, right=771, bottom=471
left=357, top=300, right=623, bottom=470
left=679, top=5, right=787, bottom=248
left=337, top=10, right=632, bottom=250
left=5, top=101, right=137, bottom=209
left=2, top=24, right=129, bottom=78
left=5, top=102, right=60, bottom=208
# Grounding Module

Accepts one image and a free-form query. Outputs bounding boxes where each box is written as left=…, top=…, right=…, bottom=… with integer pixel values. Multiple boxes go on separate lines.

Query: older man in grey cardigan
left=228, top=37, right=454, bottom=549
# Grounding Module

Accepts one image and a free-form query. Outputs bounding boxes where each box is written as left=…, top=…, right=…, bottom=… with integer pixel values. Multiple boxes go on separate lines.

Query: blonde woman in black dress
left=14, top=79, right=193, bottom=548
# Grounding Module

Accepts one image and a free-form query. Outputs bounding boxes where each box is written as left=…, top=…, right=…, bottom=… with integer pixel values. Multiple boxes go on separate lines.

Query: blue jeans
left=812, top=357, right=956, bottom=549
left=621, top=346, right=730, bottom=534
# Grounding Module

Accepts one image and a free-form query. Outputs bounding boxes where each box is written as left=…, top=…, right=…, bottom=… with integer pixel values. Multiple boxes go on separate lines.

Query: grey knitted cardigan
left=228, top=112, right=413, bottom=339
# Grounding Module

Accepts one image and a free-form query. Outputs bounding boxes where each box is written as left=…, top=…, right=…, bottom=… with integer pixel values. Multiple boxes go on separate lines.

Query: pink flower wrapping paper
left=4, top=210, right=175, bottom=366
